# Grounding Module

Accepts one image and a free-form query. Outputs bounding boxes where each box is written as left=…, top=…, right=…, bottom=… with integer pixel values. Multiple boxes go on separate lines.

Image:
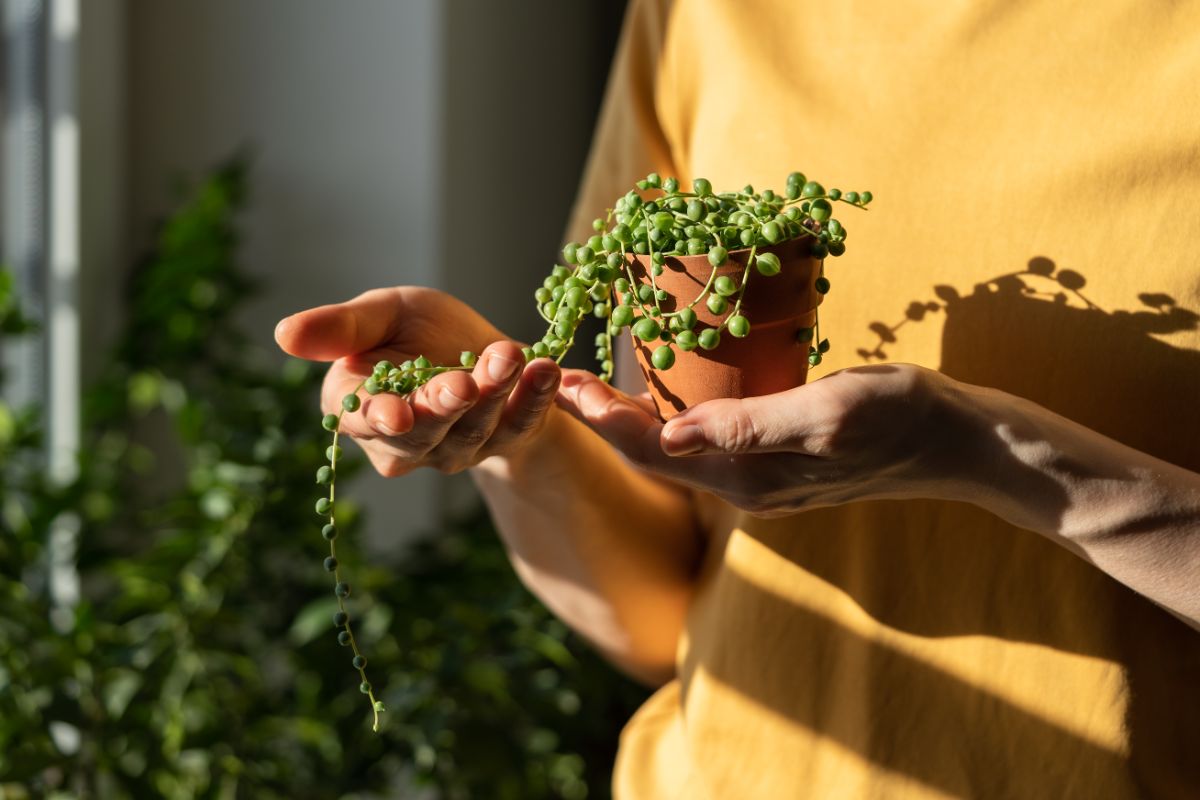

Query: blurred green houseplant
left=0, top=158, right=645, bottom=799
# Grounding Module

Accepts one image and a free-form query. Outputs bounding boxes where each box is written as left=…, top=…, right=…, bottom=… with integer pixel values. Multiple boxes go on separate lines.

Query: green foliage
left=553, top=171, right=869, bottom=381
left=323, top=171, right=871, bottom=726
left=0, top=157, right=645, bottom=798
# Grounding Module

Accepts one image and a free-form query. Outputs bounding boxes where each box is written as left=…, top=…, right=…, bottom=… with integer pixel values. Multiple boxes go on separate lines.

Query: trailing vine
left=316, top=171, right=872, bottom=727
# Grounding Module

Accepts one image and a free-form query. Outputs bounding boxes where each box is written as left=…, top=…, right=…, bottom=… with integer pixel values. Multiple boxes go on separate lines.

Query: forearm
left=946, top=380, right=1200, bottom=629
left=471, top=406, right=703, bottom=683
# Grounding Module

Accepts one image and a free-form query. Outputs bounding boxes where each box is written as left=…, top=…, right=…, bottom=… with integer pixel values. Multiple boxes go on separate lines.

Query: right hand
left=274, top=287, right=562, bottom=476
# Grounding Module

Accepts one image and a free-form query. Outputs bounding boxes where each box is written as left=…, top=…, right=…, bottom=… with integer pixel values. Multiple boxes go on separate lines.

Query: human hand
left=275, top=287, right=561, bottom=476
left=554, top=363, right=966, bottom=515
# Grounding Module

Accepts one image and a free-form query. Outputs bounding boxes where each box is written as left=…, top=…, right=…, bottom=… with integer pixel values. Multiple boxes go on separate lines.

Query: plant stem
left=328, top=379, right=383, bottom=732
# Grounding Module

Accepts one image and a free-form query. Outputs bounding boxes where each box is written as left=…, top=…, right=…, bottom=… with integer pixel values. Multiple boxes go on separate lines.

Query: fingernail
left=376, top=421, right=399, bottom=437
left=663, top=424, right=705, bottom=456
left=439, top=386, right=470, bottom=411
left=487, top=353, right=520, bottom=382
left=273, top=316, right=293, bottom=342
left=533, top=370, right=558, bottom=392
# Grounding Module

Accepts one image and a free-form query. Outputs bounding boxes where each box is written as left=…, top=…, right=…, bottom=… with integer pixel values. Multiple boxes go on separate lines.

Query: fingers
left=421, top=342, right=527, bottom=464
left=555, top=370, right=827, bottom=479
left=555, top=370, right=669, bottom=471
left=326, top=342, right=562, bottom=476
left=321, top=354, right=478, bottom=458
left=555, top=371, right=738, bottom=492
left=401, top=369, right=481, bottom=454
left=484, top=358, right=562, bottom=453
left=321, top=356, right=415, bottom=440
left=275, top=287, right=412, bottom=361
left=361, top=392, right=416, bottom=437
left=658, top=387, right=828, bottom=457
left=659, top=398, right=761, bottom=456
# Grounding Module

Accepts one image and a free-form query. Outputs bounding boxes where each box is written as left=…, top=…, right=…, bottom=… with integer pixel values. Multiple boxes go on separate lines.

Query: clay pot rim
left=623, top=235, right=824, bottom=327
left=626, top=234, right=820, bottom=266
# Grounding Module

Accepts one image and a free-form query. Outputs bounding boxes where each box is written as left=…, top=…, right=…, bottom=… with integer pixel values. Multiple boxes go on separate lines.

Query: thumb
left=275, top=288, right=404, bottom=361
left=659, top=390, right=811, bottom=456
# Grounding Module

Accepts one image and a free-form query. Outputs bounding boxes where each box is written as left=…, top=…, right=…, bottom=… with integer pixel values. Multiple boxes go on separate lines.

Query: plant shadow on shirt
left=676, top=257, right=1200, bottom=798
left=858, top=255, right=1200, bottom=473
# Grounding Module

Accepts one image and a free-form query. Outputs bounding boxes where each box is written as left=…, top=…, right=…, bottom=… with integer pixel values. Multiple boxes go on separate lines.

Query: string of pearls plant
left=315, top=171, right=872, bottom=729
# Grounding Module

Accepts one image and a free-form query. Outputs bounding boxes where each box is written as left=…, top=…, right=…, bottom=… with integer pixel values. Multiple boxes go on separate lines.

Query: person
left=275, top=1, right=1200, bottom=796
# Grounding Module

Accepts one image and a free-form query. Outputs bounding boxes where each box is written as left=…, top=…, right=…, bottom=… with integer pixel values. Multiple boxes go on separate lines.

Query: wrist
left=939, top=377, right=1154, bottom=542
left=928, top=377, right=1062, bottom=532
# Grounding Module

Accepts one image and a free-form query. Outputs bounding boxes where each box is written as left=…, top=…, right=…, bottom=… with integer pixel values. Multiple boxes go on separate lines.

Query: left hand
left=554, top=363, right=969, bottom=516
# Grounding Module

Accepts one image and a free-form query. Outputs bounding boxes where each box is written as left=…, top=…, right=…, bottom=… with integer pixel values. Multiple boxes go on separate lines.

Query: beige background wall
left=103, top=0, right=622, bottom=549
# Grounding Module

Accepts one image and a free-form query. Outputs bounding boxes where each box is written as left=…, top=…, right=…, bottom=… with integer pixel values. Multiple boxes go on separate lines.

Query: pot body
left=624, top=237, right=824, bottom=420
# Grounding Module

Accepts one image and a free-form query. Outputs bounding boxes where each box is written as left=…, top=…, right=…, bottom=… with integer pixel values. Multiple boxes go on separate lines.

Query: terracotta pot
left=623, top=236, right=824, bottom=420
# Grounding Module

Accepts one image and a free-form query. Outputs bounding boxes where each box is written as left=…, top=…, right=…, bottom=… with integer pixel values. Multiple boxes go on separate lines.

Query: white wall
left=128, top=1, right=443, bottom=306
left=126, top=0, right=445, bottom=545
left=121, top=0, right=622, bottom=551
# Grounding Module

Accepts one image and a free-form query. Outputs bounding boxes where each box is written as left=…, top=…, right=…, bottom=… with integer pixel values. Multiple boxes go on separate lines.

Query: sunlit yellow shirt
left=568, top=1, right=1200, bottom=797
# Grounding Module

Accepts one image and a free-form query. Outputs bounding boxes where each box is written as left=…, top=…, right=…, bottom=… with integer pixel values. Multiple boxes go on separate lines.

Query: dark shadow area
left=721, top=499, right=1200, bottom=796
left=679, top=563, right=1200, bottom=798
left=825, top=257, right=1200, bottom=646
left=638, top=354, right=687, bottom=416
left=858, top=256, right=1200, bottom=471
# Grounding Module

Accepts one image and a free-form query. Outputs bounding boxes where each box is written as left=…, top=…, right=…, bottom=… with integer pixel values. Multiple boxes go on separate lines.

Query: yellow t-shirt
left=568, top=1, right=1200, bottom=797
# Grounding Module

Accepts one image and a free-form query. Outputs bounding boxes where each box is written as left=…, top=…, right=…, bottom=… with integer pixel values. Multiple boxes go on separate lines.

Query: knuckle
left=405, top=438, right=439, bottom=460
left=506, top=409, right=547, bottom=439
left=449, top=424, right=491, bottom=451
left=712, top=408, right=758, bottom=453
left=379, top=430, right=437, bottom=460
left=419, top=402, right=462, bottom=425
left=502, top=399, right=552, bottom=440
left=426, top=450, right=471, bottom=475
